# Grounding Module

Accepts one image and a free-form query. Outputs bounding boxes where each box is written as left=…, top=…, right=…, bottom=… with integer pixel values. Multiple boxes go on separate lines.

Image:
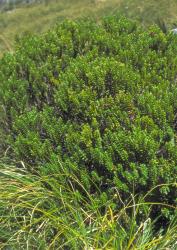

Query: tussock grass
left=0, top=164, right=176, bottom=249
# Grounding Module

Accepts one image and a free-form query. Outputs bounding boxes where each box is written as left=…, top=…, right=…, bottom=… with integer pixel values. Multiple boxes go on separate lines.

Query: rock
left=171, top=28, right=177, bottom=34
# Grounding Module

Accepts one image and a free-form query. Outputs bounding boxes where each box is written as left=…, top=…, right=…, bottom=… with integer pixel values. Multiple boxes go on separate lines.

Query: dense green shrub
left=0, top=16, right=176, bottom=222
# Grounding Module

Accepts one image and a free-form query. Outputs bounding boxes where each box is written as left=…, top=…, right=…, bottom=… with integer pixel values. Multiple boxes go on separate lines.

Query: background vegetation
left=1, top=0, right=177, bottom=56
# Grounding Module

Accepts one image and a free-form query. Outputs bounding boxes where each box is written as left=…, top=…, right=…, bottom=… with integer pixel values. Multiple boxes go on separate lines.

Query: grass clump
left=0, top=164, right=176, bottom=249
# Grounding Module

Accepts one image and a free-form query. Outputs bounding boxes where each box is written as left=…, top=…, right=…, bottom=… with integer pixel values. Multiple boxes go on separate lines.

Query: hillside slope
left=1, top=0, right=177, bottom=56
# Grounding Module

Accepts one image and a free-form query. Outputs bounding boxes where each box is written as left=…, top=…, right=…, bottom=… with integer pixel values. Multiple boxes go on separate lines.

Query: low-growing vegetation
left=0, top=15, right=176, bottom=248
left=0, top=164, right=176, bottom=249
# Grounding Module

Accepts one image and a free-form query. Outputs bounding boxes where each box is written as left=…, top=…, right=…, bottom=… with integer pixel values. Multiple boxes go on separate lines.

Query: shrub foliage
left=0, top=16, right=176, bottom=220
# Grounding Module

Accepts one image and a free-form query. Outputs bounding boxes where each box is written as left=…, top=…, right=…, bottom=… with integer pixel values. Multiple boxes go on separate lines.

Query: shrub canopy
left=0, top=16, right=176, bottom=220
